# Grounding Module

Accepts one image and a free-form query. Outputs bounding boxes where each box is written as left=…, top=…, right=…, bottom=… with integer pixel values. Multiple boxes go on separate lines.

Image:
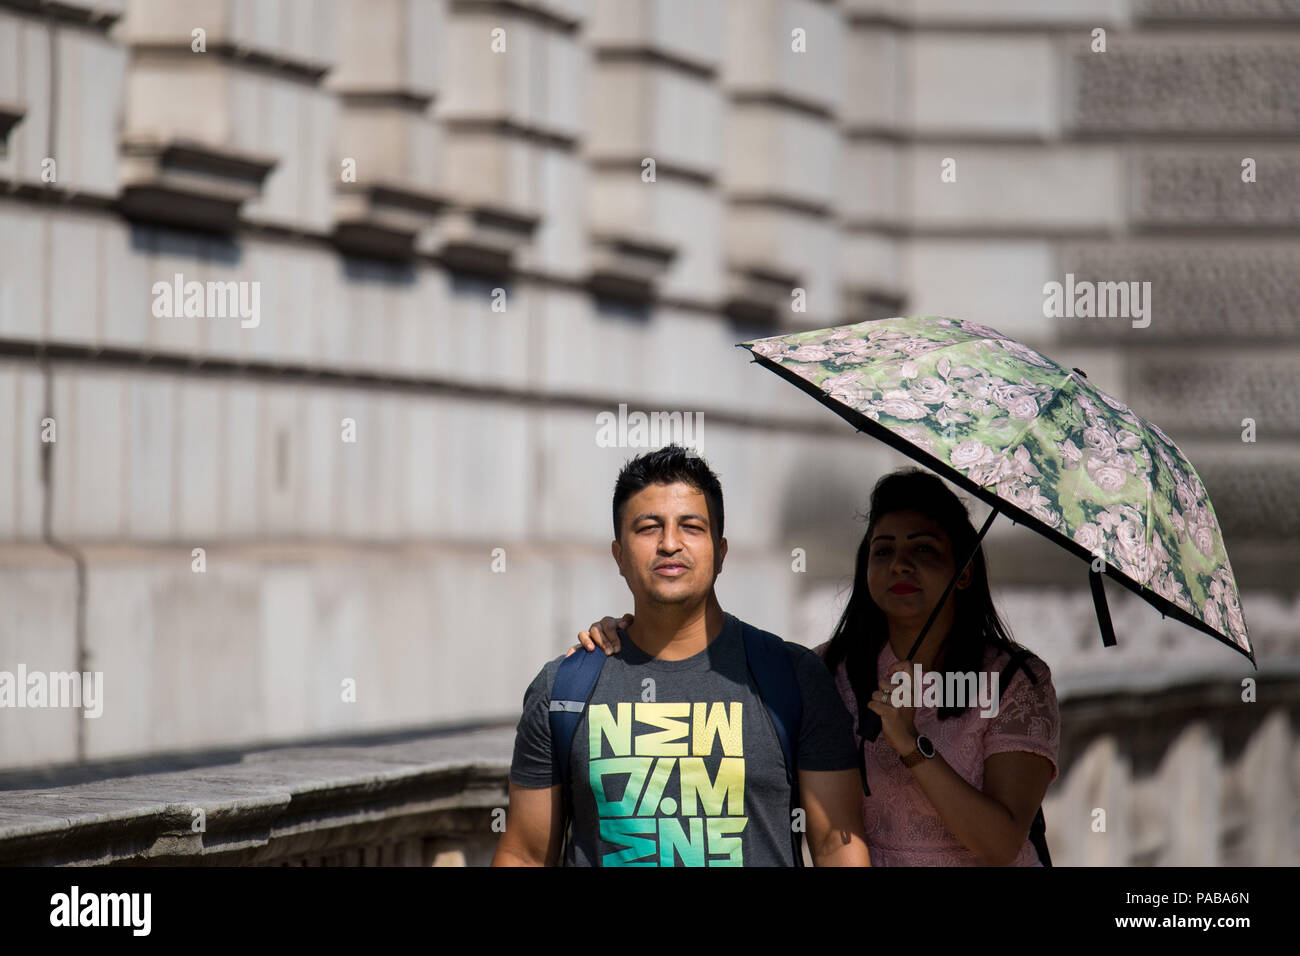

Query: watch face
left=917, top=734, right=935, bottom=758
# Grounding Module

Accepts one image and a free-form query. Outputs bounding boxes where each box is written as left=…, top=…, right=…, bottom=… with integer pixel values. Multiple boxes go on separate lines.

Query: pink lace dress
left=814, top=639, right=1059, bottom=866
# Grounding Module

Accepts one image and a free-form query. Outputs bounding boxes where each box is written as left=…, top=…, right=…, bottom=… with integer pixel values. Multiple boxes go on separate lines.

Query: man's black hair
left=611, top=444, right=724, bottom=542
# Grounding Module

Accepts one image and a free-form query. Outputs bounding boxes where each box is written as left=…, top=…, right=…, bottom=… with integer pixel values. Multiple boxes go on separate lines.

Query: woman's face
left=865, top=509, right=970, bottom=630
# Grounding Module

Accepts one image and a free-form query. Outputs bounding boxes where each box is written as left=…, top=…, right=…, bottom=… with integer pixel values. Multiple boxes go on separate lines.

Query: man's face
left=612, top=482, right=726, bottom=607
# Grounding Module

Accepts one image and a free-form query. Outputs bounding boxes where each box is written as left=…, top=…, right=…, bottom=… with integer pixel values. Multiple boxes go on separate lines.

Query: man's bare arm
left=799, top=768, right=871, bottom=866
left=491, top=782, right=565, bottom=866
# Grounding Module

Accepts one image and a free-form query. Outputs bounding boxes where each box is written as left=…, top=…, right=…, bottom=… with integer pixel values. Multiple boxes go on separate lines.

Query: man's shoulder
left=727, top=615, right=829, bottom=672
left=728, top=614, right=779, bottom=643
left=523, top=652, right=579, bottom=701
left=783, top=641, right=833, bottom=680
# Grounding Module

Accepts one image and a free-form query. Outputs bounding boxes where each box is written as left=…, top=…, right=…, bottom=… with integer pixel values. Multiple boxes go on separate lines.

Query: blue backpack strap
left=548, top=647, right=607, bottom=863
left=549, top=647, right=607, bottom=783
left=741, top=623, right=802, bottom=784
left=740, top=619, right=804, bottom=865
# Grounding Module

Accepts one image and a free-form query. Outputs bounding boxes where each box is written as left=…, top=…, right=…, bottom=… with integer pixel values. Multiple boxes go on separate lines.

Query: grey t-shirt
left=509, top=612, right=859, bottom=866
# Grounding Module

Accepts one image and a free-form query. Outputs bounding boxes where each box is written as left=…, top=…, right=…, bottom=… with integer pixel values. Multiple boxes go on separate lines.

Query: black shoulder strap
left=740, top=619, right=805, bottom=867
left=741, top=622, right=802, bottom=786
left=998, top=648, right=1038, bottom=702
left=998, top=648, right=1051, bottom=866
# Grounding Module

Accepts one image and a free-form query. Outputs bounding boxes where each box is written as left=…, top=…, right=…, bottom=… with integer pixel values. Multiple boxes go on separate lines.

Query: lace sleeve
left=986, top=656, right=1060, bottom=783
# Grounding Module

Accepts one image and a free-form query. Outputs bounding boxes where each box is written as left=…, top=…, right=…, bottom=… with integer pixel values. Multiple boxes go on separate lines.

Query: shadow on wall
left=129, top=223, right=243, bottom=267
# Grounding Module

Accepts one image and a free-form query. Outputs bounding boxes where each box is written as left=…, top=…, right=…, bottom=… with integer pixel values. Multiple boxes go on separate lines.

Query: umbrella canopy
left=740, top=315, right=1253, bottom=665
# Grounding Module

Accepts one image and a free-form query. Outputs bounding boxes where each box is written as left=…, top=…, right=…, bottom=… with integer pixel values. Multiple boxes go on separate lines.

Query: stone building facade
left=0, top=0, right=1296, bottom=864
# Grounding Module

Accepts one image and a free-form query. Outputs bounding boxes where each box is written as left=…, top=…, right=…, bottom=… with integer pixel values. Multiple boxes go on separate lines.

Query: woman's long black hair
left=823, top=467, right=1035, bottom=722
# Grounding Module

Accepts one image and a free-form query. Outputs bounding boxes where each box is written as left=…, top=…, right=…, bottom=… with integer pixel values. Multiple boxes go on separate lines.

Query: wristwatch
left=899, top=733, right=936, bottom=768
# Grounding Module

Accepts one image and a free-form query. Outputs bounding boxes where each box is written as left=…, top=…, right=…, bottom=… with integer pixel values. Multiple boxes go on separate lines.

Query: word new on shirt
left=588, top=701, right=748, bottom=866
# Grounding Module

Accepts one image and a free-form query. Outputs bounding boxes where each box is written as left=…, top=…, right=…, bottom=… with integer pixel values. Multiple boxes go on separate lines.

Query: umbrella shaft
left=903, top=507, right=999, bottom=661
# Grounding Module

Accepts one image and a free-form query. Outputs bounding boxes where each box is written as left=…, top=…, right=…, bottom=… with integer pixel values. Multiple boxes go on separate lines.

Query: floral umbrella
left=740, top=315, right=1253, bottom=665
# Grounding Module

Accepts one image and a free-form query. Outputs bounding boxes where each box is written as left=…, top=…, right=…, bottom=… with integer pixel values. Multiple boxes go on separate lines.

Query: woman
left=577, top=467, right=1059, bottom=866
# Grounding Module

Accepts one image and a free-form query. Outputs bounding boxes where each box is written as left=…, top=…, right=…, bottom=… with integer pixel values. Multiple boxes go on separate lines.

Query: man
left=493, top=445, right=869, bottom=866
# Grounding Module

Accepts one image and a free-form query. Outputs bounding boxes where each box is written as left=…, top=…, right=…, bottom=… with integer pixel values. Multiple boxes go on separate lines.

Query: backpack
left=548, top=617, right=804, bottom=867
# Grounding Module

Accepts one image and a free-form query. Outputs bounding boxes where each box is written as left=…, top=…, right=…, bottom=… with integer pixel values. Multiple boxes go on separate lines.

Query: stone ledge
left=0, top=726, right=514, bottom=865
left=118, top=137, right=278, bottom=233
left=1136, top=0, right=1300, bottom=22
